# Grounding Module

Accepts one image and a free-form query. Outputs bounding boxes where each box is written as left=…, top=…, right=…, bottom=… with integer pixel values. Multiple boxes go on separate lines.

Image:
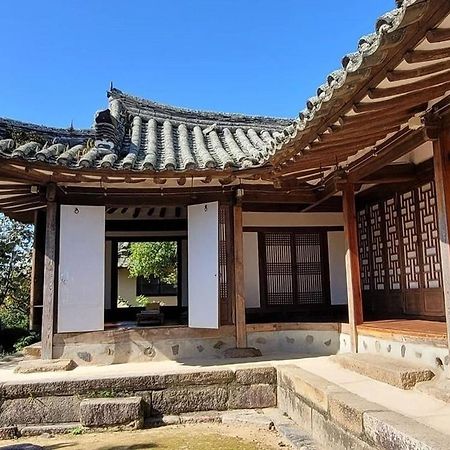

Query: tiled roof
left=0, top=90, right=290, bottom=173
left=269, top=0, right=429, bottom=156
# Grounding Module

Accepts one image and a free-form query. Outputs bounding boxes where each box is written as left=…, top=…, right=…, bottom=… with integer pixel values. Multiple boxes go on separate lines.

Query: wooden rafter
left=387, top=60, right=450, bottom=82
left=354, top=81, right=450, bottom=113
left=368, top=70, right=450, bottom=99
left=426, top=28, right=450, bottom=43
left=405, top=46, right=450, bottom=63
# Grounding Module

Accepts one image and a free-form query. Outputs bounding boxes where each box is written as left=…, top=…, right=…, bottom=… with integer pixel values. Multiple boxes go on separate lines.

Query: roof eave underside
left=270, top=0, right=450, bottom=178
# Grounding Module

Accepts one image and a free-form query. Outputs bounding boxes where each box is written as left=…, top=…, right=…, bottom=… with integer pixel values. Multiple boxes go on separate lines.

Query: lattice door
left=399, top=190, right=421, bottom=290
left=418, top=182, right=442, bottom=289
left=218, top=204, right=233, bottom=324
left=357, top=207, right=372, bottom=291
left=295, top=233, right=326, bottom=304
left=384, top=196, right=401, bottom=291
left=263, top=232, right=295, bottom=306
left=261, top=230, right=329, bottom=308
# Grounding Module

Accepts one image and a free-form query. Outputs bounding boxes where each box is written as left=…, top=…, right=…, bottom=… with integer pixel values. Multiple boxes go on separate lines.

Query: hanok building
left=1, top=0, right=450, bottom=367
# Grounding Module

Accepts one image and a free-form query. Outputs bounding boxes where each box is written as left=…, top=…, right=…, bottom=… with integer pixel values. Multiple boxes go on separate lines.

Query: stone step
left=22, top=342, right=41, bottom=359
left=14, top=358, right=76, bottom=374
left=80, top=397, right=144, bottom=428
left=331, top=353, right=435, bottom=389
left=415, top=378, right=450, bottom=403
left=20, top=423, right=80, bottom=437
left=277, top=365, right=449, bottom=450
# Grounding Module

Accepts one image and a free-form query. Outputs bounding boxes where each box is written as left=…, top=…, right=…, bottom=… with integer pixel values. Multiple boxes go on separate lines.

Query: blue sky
left=1, top=1, right=394, bottom=128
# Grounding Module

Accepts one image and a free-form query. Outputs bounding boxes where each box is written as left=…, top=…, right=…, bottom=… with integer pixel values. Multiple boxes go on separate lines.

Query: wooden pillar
left=342, top=183, right=363, bottom=352
left=29, top=210, right=46, bottom=331
left=433, top=128, right=450, bottom=372
left=41, top=185, right=58, bottom=360
left=233, top=202, right=247, bottom=348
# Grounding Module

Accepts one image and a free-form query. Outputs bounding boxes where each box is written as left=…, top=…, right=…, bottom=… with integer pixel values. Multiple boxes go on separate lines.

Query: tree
left=0, top=213, right=33, bottom=329
left=127, top=241, right=177, bottom=285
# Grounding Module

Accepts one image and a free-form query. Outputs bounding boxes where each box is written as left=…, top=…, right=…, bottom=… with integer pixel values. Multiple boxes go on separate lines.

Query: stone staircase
left=277, top=362, right=449, bottom=450
left=331, top=353, right=436, bottom=389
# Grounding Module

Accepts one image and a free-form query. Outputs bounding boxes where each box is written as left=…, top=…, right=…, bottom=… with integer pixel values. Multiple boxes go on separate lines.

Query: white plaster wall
left=243, top=232, right=260, bottom=308
left=58, top=205, right=105, bottom=333
left=328, top=231, right=348, bottom=305
left=243, top=212, right=344, bottom=227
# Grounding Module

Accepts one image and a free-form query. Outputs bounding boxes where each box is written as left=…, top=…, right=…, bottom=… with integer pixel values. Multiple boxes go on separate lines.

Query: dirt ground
left=0, top=422, right=290, bottom=450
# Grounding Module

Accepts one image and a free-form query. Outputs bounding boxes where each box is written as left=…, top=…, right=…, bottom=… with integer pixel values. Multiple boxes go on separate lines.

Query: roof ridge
left=108, top=88, right=292, bottom=128
left=0, top=116, right=91, bottom=135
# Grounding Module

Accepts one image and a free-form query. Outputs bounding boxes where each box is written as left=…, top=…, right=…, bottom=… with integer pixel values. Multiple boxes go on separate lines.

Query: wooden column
left=41, top=185, right=58, bottom=360
left=342, top=183, right=363, bottom=352
left=29, top=210, right=46, bottom=331
left=233, top=202, right=247, bottom=348
left=433, top=128, right=450, bottom=372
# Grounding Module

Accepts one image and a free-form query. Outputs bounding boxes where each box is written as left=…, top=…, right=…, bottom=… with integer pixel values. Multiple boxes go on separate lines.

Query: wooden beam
left=233, top=203, right=247, bottom=348
left=342, top=183, right=363, bottom=353
left=432, top=128, right=450, bottom=373
left=427, top=28, right=450, bottom=43
left=358, top=164, right=417, bottom=184
left=30, top=210, right=46, bottom=332
left=301, top=176, right=342, bottom=213
left=388, top=60, right=450, bottom=82
left=348, top=127, right=431, bottom=182
left=405, top=46, right=450, bottom=63
left=41, top=185, right=57, bottom=360
left=368, top=70, right=450, bottom=99
left=354, top=81, right=450, bottom=113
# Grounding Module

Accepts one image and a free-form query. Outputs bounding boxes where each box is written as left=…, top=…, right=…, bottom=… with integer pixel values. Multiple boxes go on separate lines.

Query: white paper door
left=188, top=201, right=219, bottom=328
left=58, top=205, right=105, bottom=332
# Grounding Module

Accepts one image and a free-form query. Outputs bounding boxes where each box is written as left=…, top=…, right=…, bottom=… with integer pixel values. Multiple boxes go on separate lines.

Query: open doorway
left=105, top=238, right=188, bottom=328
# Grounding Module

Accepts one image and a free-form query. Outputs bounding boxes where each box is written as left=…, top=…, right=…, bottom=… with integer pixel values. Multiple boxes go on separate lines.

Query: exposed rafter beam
left=426, top=28, right=450, bottom=43
left=368, top=70, right=450, bottom=99
left=387, top=60, right=450, bottom=82
left=354, top=81, right=450, bottom=113
left=405, top=47, right=450, bottom=63
left=357, top=163, right=417, bottom=184
left=348, top=126, right=437, bottom=182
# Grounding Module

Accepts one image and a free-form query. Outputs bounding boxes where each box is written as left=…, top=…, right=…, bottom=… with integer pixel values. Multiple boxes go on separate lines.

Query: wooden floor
left=358, top=319, right=447, bottom=341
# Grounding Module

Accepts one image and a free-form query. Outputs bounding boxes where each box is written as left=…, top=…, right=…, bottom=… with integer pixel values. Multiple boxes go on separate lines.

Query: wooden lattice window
left=260, top=230, right=330, bottom=308
left=418, top=182, right=442, bottom=289
left=384, top=196, right=401, bottom=291
left=218, top=204, right=233, bottom=324
left=357, top=207, right=371, bottom=291
left=357, top=180, right=443, bottom=294
left=369, top=203, right=385, bottom=290
left=399, top=189, right=421, bottom=290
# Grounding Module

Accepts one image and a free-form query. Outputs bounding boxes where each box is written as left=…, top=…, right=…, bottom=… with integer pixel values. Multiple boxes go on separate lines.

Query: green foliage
left=13, top=331, right=39, bottom=352
left=127, top=241, right=177, bottom=285
left=70, top=425, right=86, bottom=435
left=0, top=214, right=33, bottom=330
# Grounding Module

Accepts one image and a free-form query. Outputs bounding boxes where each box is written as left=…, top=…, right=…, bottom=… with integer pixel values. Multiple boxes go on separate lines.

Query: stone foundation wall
left=0, top=367, right=277, bottom=427
left=51, top=325, right=341, bottom=365
left=36, top=325, right=447, bottom=369
left=339, top=332, right=448, bottom=372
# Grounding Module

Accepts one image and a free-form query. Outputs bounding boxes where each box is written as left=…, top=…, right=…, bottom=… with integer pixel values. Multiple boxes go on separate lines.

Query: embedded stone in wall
left=0, top=396, right=81, bottom=425
left=152, top=386, right=229, bottom=415
left=164, top=370, right=234, bottom=386
left=228, top=384, right=276, bottom=409
left=235, top=367, right=277, bottom=385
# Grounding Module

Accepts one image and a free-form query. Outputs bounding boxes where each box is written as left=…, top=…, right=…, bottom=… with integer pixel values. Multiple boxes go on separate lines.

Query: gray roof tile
left=0, top=90, right=290, bottom=173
